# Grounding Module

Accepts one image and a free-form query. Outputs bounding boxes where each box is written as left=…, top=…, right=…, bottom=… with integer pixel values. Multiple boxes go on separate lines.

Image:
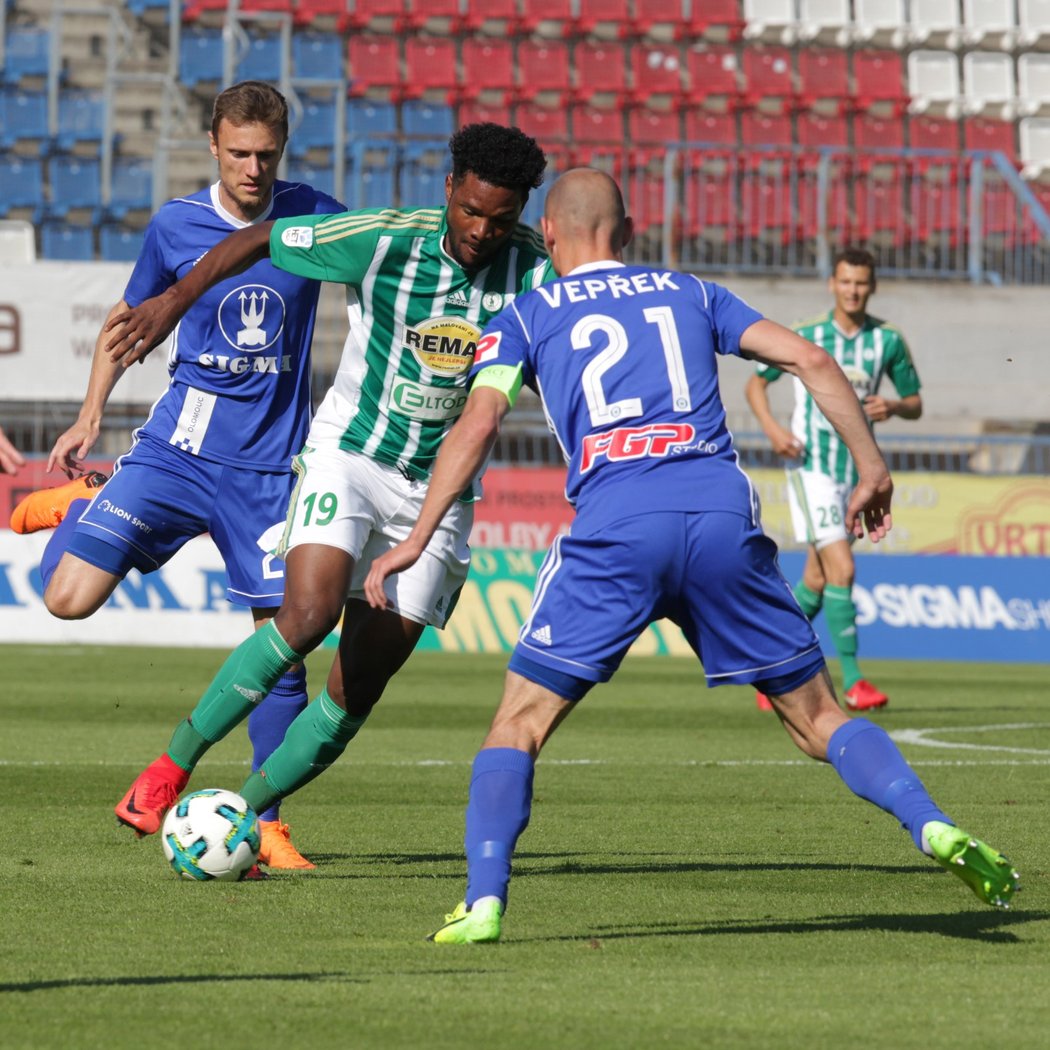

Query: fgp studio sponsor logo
left=402, top=316, right=480, bottom=376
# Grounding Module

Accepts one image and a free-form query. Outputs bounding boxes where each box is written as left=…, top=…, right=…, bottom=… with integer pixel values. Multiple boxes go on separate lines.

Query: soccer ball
left=161, top=789, right=261, bottom=882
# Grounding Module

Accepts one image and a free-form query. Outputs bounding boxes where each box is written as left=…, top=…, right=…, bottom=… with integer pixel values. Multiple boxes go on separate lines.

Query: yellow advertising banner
left=749, top=470, right=1050, bottom=557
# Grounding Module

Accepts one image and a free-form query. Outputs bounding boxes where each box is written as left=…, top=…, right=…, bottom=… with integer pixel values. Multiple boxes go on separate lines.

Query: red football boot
left=844, top=679, right=889, bottom=711
left=115, top=754, right=190, bottom=837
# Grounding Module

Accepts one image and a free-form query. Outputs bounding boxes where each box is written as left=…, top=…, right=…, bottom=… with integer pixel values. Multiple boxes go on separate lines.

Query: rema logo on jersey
left=402, top=316, right=480, bottom=376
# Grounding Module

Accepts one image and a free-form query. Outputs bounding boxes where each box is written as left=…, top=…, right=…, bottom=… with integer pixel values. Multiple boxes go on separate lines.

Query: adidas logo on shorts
left=529, top=624, right=552, bottom=646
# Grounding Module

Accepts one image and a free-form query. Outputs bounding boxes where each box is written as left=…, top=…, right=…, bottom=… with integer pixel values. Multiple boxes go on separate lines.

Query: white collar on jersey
left=210, top=182, right=275, bottom=228
left=566, top=260, right=625, bottom=276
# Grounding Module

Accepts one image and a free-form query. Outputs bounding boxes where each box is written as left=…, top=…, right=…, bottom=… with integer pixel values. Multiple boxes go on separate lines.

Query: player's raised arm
left=103, top=221, right=274, bottom=367
left=363, top=385, right=512, bottom=608
left=740, top=318, right=893, bottom=542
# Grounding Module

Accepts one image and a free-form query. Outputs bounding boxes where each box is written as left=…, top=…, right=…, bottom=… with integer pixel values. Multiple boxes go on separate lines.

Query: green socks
left=167, top=621, right=305, bottom=771
left=793, top=580, right=823, bottom=620
left=240, top=688, right=369, bottom=813
left=823, top=583, right=862, bottom=689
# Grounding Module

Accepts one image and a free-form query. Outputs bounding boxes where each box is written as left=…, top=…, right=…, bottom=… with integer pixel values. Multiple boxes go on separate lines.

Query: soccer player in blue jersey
left=12, top=82, right=343, bottom=869
left=364, top=169, right=1019, bottom=943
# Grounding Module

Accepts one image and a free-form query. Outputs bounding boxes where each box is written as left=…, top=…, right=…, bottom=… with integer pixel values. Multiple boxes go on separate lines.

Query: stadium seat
left=402, top=36, right=458, bottom=99
left=456, top=97, right=512, bottom=128
left=742, top=0, right=799, bottom=44
left=460, top=0, right=521, bottom=35
left=741, top=46, right=794, bottom=108
left=287, top=160, right=336, bottom=199
left=573, top=41, right=629, bottom=104
left=516, top=40, right=572, bottom=101
left=460, top=38, right=516, bottom=98
left=0, top=155, right=45, bottom=212
left=517, top=0, right=575, bottom=38
left=851, top=0, right=909, bottom=48
left=909, top=113, right=961, bottom=156
left=402, top=98, right=455, bottom=137
left=292, top=32, right=345, bottom=80
left=110, top=158, right=154, bottom=216
left=913, top=179, right=964, bottom=249
left=740, top=108, right=793, bottom=148
left=519, top=173, right=554, bottom=229
left=683, top=107, right=738, bottom=146
left=962, top=0, right=1019, bottom=49
left=399, top=148, right=448, bottom=209
left=179, top=29, right=224, bottom=87
left=0, top=89, right=49, bottom=153
left=627, top=172, right=667, bottom=236
left=241, top=0, right=295, bottom=12
left=961, top=52, right=1017, bottom=120
left=633, top=0, right=690, bottom=41
left=2, top=27, right=51, bottom=83
left=348, top=36, right=402, bottom=95
left=797, top=48, right=850, bottom=110
left=406, top=0, right=465, bottom=33
left=294, top=0, right=353, bottom=32
left=627, top=107, right=682, bottom=149
left=346, top=97, right=398, bottom=138
left=56, top=91, right=105, bottom=151
left=684, top=46, right=741, bottom=106
left=686, top=0, right=745, bottom=40
left=797, top=110, right=849, bottom=150
left=40, top=222, right=94, bottom=261
left=796, top=0, right=852, bottom=46
left=630, top=43, right=684, bottom=102
left=344, top=148, right=397, bottom=208
left=99, top=224, right=146, bottom=262
left=183, top=0, right=233, bottom=19
left=515, top=101, right=570, bottom=144
left=963, top=117, right=1018, bottom=163
left=237, top=33, right=284, bottom=82
left=739, top=177, right=793, bottom=246
left=908, top=0, right=963, bottom=50
left=853, top=178, right=908, bottom=248
left=345, top=0, right=407, bottom=32
left=49, top=156, right=102, bottom=214
left=291, top=98, right=339, bottom=154
left=1017, top=0, right=1050, bottom=47
left=796, top=169, right=851, bottom=241
left=908, top=51, right=962, bottom=119
left=1018, top=54, right=1050, bottom=117
left=853, top=111, right=906, bottom=152
left=1020, top=116, right=1050, bottom=178
left=853, top=50, right=908, bottom=111
left=683, top=172, right=735, bottom=239
left=577, top=0, right=633, bottom=39
left=570, top=103, right=624, bottom=146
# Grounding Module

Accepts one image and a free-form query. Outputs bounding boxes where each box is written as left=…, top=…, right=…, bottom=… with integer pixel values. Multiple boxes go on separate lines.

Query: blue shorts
left=68, top=437, right=294, bottom=608
left=509, top=510, right=823, bottom=696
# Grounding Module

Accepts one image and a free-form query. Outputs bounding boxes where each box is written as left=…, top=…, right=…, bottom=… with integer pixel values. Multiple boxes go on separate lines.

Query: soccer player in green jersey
left=746, top=247, right=922, bottom=712
left=105, top=124, right=553, bottom=857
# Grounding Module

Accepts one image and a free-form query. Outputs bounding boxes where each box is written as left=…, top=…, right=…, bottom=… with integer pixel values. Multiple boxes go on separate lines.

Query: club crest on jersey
left=402, top=315, right=480, bottom=376
left=482, top=291, right=503, bottom=312
left=217, top=284, right=286, bottom=352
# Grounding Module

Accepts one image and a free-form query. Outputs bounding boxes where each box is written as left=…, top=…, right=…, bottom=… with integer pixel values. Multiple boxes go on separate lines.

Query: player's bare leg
left=44, top=554, right=122, bottom=619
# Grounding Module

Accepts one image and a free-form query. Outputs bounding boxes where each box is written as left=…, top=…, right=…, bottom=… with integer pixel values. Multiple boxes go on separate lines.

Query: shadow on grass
left=0, top=971, right=367, bottom=994
left=534, top=909, right=1049, bottom=945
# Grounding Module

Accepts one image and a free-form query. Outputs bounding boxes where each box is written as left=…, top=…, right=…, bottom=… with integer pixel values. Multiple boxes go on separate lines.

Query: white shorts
left=785, top=468, right=853, bottom=550
left=278, top=445, right=472, bottom=628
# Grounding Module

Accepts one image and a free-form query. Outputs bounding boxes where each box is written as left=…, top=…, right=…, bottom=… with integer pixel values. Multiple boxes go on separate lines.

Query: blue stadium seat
left=236, top=33, right=283, bottom=83
left=49, top=155, right=102, bottom=213
left=287, top=160, right=336, bottom=199
left=99, top=223, right=146, bottom=262
left=56, top=90, right=105, bottom=151
left=0, top=89, right=49, bottom=152
left=344, top=151, right=397, bottom=210
left=0, top=154, right=45, bottom=212
left=346, top=98, right=398, bottom=140
left=3, top=28, right=51, bottom=83
left=40, top=222, right=94, bottom=261
left=399, top=154, right=448, bottom=210
left=179, top=29, right=224, bottom=87
left=402, top=99, right=455, bottom=139
left=110, top=158, right=153, bottom=215
left=290, top=98, right=338, bottom=156
left=292, top=32, right=344, bottom=81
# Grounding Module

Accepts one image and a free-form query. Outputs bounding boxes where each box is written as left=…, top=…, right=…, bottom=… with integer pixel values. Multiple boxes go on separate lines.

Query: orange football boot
left=258, top=820, right=316, bottom=870
left=9, top=471, right=107, bottom=533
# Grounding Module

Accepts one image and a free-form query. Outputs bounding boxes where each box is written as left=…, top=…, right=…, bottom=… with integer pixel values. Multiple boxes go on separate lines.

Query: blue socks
left=247, top=666, right=308, bottom=822
left=828, top=718, right=953, bottom=852
left=40, top=497, right=90, bottom=591
left=464, top=748, right=535, bottom=908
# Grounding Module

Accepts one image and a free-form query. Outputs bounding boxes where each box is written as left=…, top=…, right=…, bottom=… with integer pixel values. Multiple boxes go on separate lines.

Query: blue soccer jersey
left=126, top=180, right=344, bottom=471
left=472, top=261, right=764, bottom=527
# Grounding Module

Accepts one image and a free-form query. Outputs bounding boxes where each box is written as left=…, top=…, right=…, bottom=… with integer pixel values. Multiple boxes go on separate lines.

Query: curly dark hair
left=449, top=123, right=547, bottom=200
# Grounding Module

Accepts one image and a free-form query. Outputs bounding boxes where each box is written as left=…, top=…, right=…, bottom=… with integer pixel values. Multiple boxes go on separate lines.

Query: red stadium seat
left=687, top=0, right=745, bottom=40
left=183, top=0, right=228, bottom=19
left=578, top=0, right=633, bottom=38
left=628, top=106, right=682, bottom=147
left=854, top=177, right=908, bottom=247
left=797, top=172, right=851, bottom=241
left=460, top=38, right=516, bottom=97
left=963, top=117, right=1018, bottom=164
left=574, top=41, right=629, bottom=102
left=740, top=178, right=793, bottom=245
left=684, top=173, right=735, bottom=238
left=406, top=0, right=464, bottom=32
left=571, top=102, right=624, bottom=145
left=457, top=97, right=513, bottom=128
left=348, top=35, right=401, bottom=95
left=741, top=45, right=794, bottom=107
left=683, top=106, right=738, bottom=145
left=684, top=45, right=741, bottom=105
left=460, top=0, right=521, bottom=34
left=630, top=43, right=684, bottom=102
left=346, top=0, right=407, bottom=31
left=740, top=108, right=793, bottom=147
left=518, top=0, right=575, bottom=37
left=909, top=113, right=960, bottom=152
left=853, top=50, right=908, bottom=111
left=240, top=0, right=294, bottom=13
left=853, top=111, right=905, bottom=151
left=797, top=48, right=850, bottom=110
left=797, top=110, right=848, bottom=149
left=514, top=100, right=569, bottom=144
left=634, top=0, right=690, bottom=40
left=627, top=172, right=666, bottom=235
left=517, top=39, right=572, bottom=100
left=295, top=1, right=353, bottom=31
left=403, top=36, right=458, bottom=98
left=913, top=179, right=964, bottom=247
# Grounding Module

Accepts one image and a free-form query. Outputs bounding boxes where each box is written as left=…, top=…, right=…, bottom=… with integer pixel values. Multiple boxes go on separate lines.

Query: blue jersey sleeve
left=701, top=279, right=765, bottom=358
left=123, top=212, right=176, bottom=307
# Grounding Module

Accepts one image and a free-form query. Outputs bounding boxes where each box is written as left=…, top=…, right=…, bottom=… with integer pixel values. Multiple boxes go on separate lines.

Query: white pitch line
left=890, top=722, right=1050, bottom=755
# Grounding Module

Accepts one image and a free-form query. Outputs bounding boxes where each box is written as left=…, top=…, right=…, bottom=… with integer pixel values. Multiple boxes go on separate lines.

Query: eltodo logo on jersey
left=216, top=284, right=287, bottom=352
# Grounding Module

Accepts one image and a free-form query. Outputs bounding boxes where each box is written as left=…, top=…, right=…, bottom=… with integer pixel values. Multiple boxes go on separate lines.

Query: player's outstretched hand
left=363, top=540, right=426, bottom=610
left=47, top=419, right=100, bottom=478
left=103, top=289, right=183, bottom=366
left=846, top=467, right=893, bottom=543
left=0, top=425, right=26, bottom=476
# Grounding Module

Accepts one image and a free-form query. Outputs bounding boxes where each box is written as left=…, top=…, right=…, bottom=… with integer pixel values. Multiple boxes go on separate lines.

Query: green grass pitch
left=1, top=645, right=1048, bottom=1049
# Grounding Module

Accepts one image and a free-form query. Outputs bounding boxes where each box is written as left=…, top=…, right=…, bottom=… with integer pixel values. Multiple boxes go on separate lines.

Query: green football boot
left=428, top=899, right=503, bottom=944
left=925, top=821, right=1020, bottom=909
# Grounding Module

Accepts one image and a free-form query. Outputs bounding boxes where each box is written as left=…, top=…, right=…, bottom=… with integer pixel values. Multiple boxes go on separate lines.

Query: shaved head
left=541, top=168, right=632, bottom=276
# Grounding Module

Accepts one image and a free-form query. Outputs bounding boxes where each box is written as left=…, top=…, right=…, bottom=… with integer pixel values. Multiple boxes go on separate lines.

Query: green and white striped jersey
left=756, top=310, right=921, bottom=485
left=270, top=207, right=552, bottom=480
